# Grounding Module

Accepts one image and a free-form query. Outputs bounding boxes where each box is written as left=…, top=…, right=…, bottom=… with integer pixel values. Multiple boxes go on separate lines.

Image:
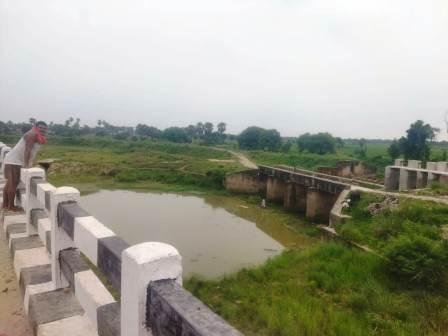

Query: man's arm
left=23, top=132, right=35, bottom=168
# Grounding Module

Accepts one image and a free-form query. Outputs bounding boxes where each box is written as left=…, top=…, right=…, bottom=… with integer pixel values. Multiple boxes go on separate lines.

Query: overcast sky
left=0, top=0, right=447, bottom=138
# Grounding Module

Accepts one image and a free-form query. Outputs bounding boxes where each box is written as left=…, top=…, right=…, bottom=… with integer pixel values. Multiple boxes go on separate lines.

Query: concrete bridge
left=0, top=143, right=241, bottom=336
left=385, top=159, right=448, bottom=191
left=225, top=165, right=350, bottom=222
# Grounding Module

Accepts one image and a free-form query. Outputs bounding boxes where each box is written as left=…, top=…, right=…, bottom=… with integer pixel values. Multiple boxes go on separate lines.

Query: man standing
left=2, top=121, right=48, bottom=212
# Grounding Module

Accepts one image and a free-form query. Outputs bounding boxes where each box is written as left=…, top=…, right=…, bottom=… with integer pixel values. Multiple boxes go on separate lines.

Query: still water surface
left=81, top=190, right=312, bottom=279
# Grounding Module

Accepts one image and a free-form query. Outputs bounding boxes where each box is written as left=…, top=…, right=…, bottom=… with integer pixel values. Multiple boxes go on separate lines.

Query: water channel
left=81, top=190, right=315, bottom=279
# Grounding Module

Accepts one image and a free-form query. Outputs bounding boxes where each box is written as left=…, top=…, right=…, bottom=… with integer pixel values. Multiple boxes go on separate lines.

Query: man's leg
left=8, top=165, right=21, bottom=211
left=2, top=165, right=11, bottom=209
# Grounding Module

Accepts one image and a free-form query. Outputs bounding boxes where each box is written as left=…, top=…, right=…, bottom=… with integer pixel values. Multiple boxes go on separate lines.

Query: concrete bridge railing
left=0, top=143, right=241, bottom=336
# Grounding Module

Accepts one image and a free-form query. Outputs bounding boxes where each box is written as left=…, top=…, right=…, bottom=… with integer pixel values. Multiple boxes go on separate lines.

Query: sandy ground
left=0, top=217, right=31, bottom=336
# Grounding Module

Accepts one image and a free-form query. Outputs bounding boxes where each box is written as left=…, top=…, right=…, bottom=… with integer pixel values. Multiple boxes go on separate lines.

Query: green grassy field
left=33, top=139, right=244, bottom=193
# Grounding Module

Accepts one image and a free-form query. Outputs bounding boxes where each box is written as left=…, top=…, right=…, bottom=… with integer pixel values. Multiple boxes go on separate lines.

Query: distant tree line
left=2, top=118, right=440, bottom=164
left=0, top=118, right=228, bottom=145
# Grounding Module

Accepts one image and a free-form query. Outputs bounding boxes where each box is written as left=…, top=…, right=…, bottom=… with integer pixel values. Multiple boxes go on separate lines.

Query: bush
left=384, top=236, right=448, bottom=289
left=297, top=133, right=336, bottom=155
left=237, top=126, right=281, bottom=151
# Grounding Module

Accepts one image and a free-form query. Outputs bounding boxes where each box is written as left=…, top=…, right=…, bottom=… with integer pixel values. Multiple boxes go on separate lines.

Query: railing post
left=22, top=167, right=46, bottom=236
left=50, top=187, right=80, bottom=289
left=121, top=242, right=182, bottom=336
left=0, top=146, right=11, bottom=173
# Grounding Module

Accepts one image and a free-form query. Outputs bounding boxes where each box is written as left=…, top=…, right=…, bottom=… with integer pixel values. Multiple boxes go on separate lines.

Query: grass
left=416, top=182, right=448, bottom=197
left=35, top=140, right=244, bottom=194
left=186, top=242, right=448, bottom=335
left=336, top=193, right=448, bottom=252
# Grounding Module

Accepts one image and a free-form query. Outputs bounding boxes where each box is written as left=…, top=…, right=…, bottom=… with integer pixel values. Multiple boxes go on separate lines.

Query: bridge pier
left=283, top=182, right=306, bottom=212
left=266, top=176, right=286, bottom=203
left=385, top=167, right=400, bottom=191
left=306, top=188, right=338, bottom=222
left=399, top=168, right=409, bottom=191
left=416, top=171, right=428, bottom=189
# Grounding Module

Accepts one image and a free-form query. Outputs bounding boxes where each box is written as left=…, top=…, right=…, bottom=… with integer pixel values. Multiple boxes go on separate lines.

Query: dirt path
left=0, top=232, right=31, bottom=336
left=351, top=186, right=448, bottom=205
left=226, top=150, right=257, bottom=169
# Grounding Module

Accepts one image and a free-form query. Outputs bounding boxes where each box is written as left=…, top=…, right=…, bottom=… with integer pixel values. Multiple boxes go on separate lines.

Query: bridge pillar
left=306, top=188, right=338, bottom=222
left=416, top=171, right=428, bottom=188
left=283, top=182, right=306, bottom=212
left=398, top=168, right=409, bottom=191
left=385, top=167, right=400, bottom=191
left=266, top=176, right=286, bottom=203
left=407, top=170, right=417, bottom=190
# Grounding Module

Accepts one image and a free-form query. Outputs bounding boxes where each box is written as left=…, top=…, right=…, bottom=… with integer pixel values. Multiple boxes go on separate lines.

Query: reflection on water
left=81, top=190, right=313, bottom=279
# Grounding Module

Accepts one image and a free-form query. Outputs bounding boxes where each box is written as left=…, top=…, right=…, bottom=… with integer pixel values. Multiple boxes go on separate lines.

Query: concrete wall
left=426, top=162, right=436, bottom=171
left=437, top=162, right=448, bottom=172
left=266, top=176, right=286, bottom=203
left=336, top=161, right=353, bottom=178
left=283, top=183, right=307, bottom=212
left=394, top=159, right=405, bottom=166
left=407, top=160, right=422, bottom=169
left=385, top=167, right=400, bottom=191
left=316, top=167, right=339, bottom=176
left=224, top=170, right=266, bottom=195
left=306, top=189, right=339, bottom=222
left=329, top=190, right=352, bottom=226
left=317, top=160, right=372, bottom=178
left=352, top=162, right=366, bottom=176
left=416, top=171, right=428, bottom=189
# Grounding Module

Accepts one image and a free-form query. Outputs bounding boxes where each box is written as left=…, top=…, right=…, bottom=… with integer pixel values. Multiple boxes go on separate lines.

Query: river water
left=81, top=190, right=313, bottom=279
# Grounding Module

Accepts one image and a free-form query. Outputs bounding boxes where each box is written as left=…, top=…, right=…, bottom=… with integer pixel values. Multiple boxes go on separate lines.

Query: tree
left=388, top=139, right=401, bottom=159
left=162, top=127, right=191, bottom=143
left=65, top=117, right=74, bottom=127
left=217, top=122, right=226, bottom=134
left=195, top=122, right=204, bottom=138
left=335, top=137, right=344, bottom=149
left=204, top=122, right=214, bottom=136
left=281, top=141, right=292, bottom=153
left=136, top=124, right=162, bottom=139
left=238, top=126, right=281, bottom=151
left=399, top=120, right=437, bottom=161
left=297, top=133, right=336, bottom=155
left=354, top=138, right=367, bottom=159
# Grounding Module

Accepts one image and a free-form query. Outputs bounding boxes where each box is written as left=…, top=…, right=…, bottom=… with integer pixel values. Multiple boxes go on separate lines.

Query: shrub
left=384, top=236, right=448, bottom=289
left=297, top=133, right=336, bottom=155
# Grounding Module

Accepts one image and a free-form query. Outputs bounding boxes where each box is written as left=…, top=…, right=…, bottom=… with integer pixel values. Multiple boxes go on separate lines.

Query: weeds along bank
left=337, top=193, right=448, bottom=289
left=187, top=194, right=448, bottom=336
